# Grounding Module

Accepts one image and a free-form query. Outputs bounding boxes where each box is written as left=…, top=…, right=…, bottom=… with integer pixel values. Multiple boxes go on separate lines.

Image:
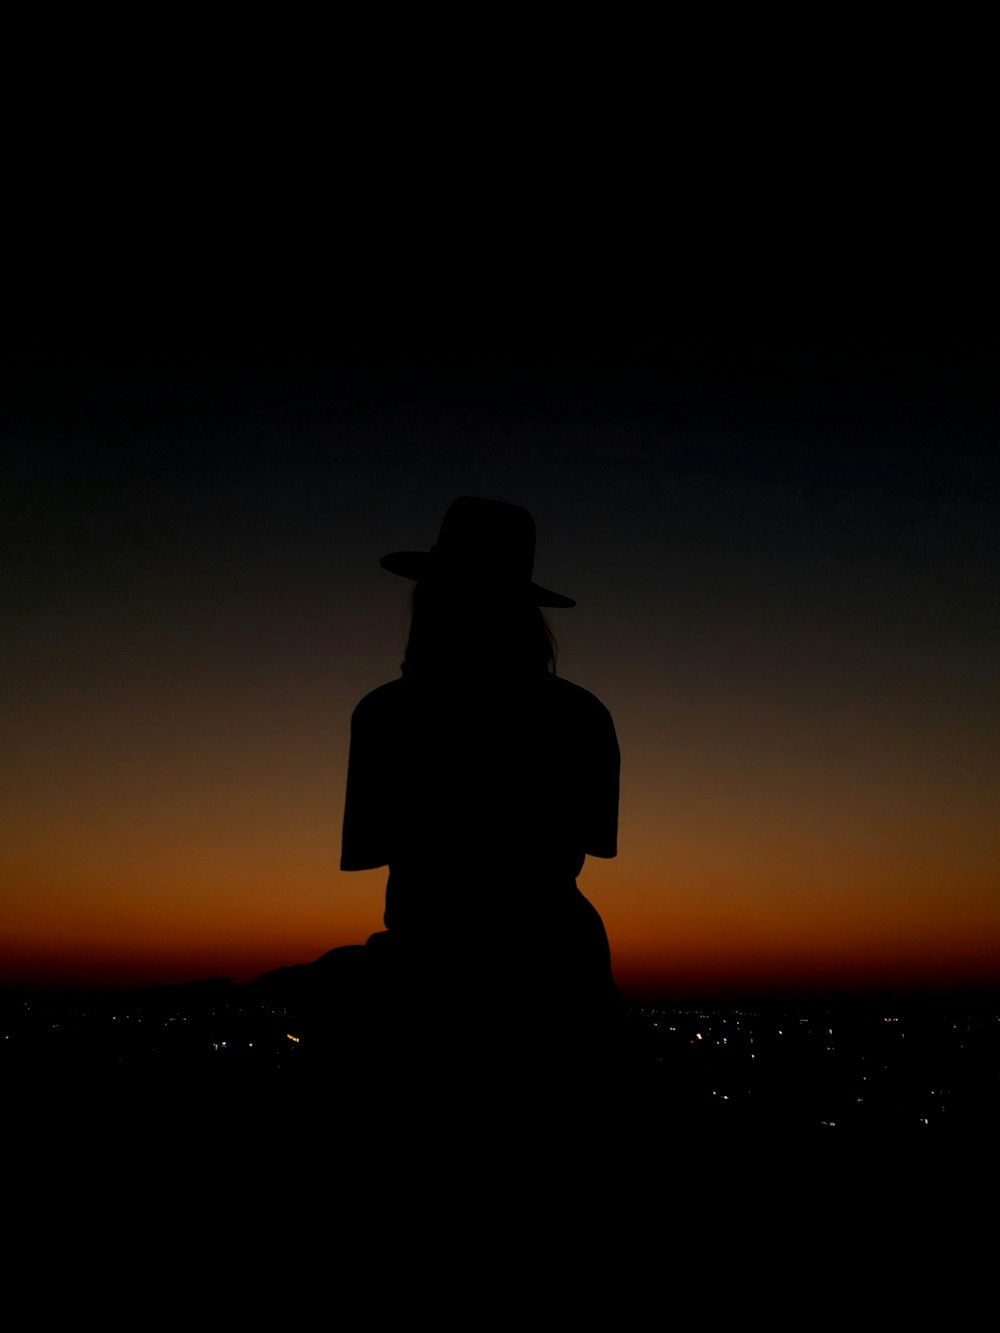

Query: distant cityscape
left=4, top=981, right=999, bottom=1130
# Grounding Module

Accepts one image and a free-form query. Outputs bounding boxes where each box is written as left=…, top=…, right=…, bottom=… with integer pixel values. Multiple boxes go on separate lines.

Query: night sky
left=4, top=271, right=998, bottom=999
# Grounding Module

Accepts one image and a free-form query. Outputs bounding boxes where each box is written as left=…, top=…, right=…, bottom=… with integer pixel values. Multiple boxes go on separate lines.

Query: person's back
left=343, top=672, right=618, bottom=945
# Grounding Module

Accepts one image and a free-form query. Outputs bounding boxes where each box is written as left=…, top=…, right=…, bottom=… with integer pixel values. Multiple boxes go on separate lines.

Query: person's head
left=381, top=497, right=572, bottom=682
left=401, top=576, right=556, bottom=680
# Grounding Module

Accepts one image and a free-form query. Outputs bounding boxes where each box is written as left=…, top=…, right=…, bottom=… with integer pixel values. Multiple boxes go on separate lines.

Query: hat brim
left=380, top=551, right=576, bottom=608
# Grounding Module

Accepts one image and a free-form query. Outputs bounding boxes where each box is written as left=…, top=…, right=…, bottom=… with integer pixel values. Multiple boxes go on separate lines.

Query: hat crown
left=433, top=497, right=535, bottom=581
left=379, top=496, right=575, bottom=607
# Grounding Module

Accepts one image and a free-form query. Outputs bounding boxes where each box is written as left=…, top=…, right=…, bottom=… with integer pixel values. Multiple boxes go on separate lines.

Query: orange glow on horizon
left=4, top=654, right=998, bottom=998
left=5, top=852, right=1000, bottom=996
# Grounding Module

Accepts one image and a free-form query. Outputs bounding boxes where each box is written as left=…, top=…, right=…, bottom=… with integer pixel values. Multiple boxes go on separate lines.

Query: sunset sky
left=4, top=280, right=998, bottom=999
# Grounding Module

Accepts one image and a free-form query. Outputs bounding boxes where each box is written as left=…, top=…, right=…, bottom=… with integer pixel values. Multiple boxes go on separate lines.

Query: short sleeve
left=583, top=701, right=620, bottom=858
left=340, top=695, right=392, bottom=871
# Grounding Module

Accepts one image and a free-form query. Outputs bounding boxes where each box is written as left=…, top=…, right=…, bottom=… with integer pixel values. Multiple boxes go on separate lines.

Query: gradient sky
left=3, top=294, right=998, bottom=998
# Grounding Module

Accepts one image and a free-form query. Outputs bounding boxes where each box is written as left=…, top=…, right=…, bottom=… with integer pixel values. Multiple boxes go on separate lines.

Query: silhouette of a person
left=341, top=497, right=620, bottom=1062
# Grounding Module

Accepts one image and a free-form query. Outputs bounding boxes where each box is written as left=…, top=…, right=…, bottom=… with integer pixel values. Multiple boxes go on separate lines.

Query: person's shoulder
left=350, top=679, right=405, bottom=725
left=544, top=674, right=615, bottom=723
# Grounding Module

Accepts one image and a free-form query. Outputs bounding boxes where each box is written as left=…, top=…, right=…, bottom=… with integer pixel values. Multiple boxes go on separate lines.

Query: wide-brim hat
left=380, top=496, right=576, bottom=608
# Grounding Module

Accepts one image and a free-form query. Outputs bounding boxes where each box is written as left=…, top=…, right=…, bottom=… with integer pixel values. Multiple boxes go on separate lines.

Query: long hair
left=401, top=579, right=557, bottom=681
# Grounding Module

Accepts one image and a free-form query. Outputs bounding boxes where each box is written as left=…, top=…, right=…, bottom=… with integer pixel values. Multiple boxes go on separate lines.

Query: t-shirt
left=340, top=673, right=619, bottom=934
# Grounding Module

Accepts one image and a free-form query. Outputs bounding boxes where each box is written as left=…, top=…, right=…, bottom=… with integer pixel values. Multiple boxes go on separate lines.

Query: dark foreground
left=7, top=978, right=994, bottom=1313
left=5, top=979, right=999, bottom=1133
